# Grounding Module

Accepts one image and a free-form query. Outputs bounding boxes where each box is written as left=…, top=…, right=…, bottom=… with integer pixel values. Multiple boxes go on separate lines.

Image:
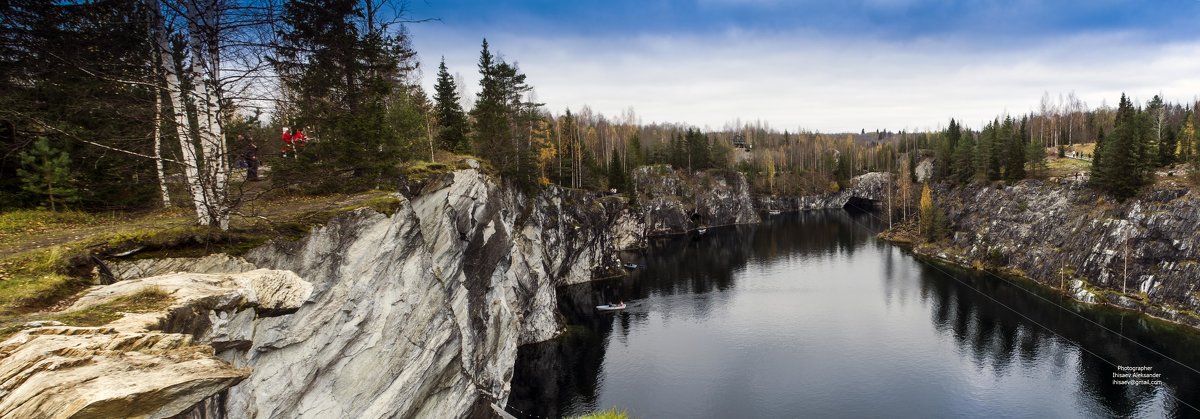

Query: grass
left=51, top=287, right=172, bottom=326
left=1046, top=156, right=1091, bottom=179
left=1068, top=143, right=1097, bottom=156
left=0, top=209, right=97, bottom=238
left=402, top=161, right=454, bottom=183
left=0, top=286, right=173, bottom=340
left=570, top=408, right=629, bottom=419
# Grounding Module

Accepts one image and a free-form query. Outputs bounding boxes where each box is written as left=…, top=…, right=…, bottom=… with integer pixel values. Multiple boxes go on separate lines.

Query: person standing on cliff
left=242, top=133, right=260, bottom=181
left=280, top=127, right=293, bottom=158
left=292, top=127, right=307, bottom=152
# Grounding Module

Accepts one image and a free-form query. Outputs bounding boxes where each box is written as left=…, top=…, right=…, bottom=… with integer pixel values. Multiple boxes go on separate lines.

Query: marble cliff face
left=0, top=164, right=763, bottom=419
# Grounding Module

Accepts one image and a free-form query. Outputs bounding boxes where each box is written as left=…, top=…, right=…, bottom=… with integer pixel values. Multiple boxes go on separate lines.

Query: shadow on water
left=508, top=210, right=1200, bottom=418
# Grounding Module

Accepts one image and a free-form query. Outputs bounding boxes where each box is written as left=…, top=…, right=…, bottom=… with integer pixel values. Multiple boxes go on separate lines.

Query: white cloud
left=411, top=26, right=1200, bottom=133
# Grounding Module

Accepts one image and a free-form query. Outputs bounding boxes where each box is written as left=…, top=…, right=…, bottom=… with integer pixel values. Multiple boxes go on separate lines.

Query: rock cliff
left=632, top=165, right=761, bottom=236
left=757, top=172, right=893, bottom=211
left=907, top=179, right=1200, bottom=328
left=0, top=268, right=309, bottom=418
left=0, top=163, right=764, bottom=418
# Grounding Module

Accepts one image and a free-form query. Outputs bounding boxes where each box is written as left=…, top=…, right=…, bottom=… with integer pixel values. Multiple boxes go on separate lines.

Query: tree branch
left=5, top=111, right=191, bottom=166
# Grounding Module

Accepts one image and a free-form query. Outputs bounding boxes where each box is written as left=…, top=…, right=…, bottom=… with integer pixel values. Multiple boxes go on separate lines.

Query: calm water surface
left=508, top=210, right=1200, bottom=419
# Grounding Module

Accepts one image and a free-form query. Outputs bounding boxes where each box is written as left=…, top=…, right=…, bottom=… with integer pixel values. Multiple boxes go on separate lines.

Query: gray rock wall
left=757, top=172, right=893, bottom=211
left=922, top=179, right=1200, bottom=328
left=632, top=165, right=760, bottom=236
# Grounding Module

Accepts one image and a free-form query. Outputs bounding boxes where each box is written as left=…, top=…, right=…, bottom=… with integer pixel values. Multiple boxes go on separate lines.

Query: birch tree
left=145, top=0, right=239, bottom=229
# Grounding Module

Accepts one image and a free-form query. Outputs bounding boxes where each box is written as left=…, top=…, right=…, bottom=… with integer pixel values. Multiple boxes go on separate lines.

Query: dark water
left=507, top=210, right=1200, bottom=419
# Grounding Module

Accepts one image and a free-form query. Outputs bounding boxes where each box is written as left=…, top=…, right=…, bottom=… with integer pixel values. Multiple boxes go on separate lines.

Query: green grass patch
left=570, top=408, right=629, bottom=419
left=0, top=286, right=173, bottom=341
left=0, top=209, right=96, bottom=236
left=0, top=272, right=89, bottom=315
left=402, top=160, right=454, bottom=183
left=349, top=191, right=404, bottom=216
left=51, top=287, right=172, bottom=326
left=1046, top=156, right=1091, bottom=178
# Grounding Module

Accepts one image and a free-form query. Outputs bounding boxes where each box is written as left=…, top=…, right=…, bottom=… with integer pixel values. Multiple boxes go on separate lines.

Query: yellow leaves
left=919, top=183, right=934, bottom=213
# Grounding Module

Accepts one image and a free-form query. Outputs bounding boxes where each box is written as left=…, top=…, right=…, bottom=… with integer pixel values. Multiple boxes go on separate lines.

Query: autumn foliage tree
left=918, top=183, right=947, bottom=242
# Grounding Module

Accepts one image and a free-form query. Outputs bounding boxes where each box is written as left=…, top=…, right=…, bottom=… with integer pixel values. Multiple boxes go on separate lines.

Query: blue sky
left=405, top=0, right=1200, bottom=132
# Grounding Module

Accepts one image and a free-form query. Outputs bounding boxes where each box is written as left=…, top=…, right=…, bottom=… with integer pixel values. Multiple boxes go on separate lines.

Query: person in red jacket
left=280, top=127, right=293, bottom=158
left=292, top=128, right=307, bottom=151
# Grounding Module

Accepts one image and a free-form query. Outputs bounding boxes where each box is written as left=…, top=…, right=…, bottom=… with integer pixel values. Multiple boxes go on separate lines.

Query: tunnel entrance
left=842, top=196, right=878, bottom=213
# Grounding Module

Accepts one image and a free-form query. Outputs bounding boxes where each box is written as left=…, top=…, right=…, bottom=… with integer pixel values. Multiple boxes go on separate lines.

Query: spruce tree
left=608, top=152, right=626, bottom=191
left=17, top=137, right=78, bottom=211
left=1092, top=94, right=1148, bottom=199
left=433, top=58, right=469, bottom=153
left=1001, top=117, right=1024, bottom=181
left=952, top=133, right=975, bottom=184
left=271, top=0, right=421, bottom=190
left=1025, top=140, right=1046, bottom=178
left=975, top=120, right=1001, bottom=182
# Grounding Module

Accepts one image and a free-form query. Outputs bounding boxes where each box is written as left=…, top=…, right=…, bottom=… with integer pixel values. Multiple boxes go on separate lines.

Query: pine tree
left=17, top=137, right=78, bottom=211
left=271, top=0, right=421, bottom=190
left=975, top=120, right=1001, bottom=182
left=433, top=57, right=469, bottom=153
left=1092, top=94, right=1149, bottom=199
left=607, top=151, right=626, bottom=191
left=1001, top=117, right=1025, bottom=181
left=951, top=133, right=975, bottom=184
left=1025, top=140, right=1046, bottom=177
left=470, top=39, right=537, bottom=186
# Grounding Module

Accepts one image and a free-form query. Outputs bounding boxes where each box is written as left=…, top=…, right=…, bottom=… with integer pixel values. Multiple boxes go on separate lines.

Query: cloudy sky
left=405, top=0, right=1200, bottom=133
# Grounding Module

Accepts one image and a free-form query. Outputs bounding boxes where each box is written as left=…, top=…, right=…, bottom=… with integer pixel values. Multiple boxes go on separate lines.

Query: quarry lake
left=508, top=210, right=1200, bottom=418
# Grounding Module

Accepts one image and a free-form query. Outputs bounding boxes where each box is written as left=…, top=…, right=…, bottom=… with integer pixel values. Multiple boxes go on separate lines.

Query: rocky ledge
left=0, top=268, right=309, bottom=418
left=896, top=179, right=1200, bottom=329
left=756, top=172, right=893, bottom=212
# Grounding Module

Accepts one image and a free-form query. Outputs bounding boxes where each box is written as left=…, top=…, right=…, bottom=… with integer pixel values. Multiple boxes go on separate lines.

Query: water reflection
left=509, top=211, right=1200, bottom=418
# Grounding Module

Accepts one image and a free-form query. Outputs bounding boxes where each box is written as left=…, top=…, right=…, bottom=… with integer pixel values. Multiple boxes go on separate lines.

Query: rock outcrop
left=909, top=179, right=1200, bottom=328
left=632, top=166, right=760, bottom=236
left=758, top=172, right=892, bottom=211
left=0, top=269, right=310, bottom=419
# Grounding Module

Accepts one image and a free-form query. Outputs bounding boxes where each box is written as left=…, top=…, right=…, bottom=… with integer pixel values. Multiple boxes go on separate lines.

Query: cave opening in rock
left=842, top=196, right=878, bottom=213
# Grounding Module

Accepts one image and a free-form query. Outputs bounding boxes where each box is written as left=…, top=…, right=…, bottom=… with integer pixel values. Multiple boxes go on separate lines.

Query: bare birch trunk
left=149, top=0, right=209, bottom=225
left=185, top=0, right=229, bottom=229
left=152, top=82, right=171, bottom=207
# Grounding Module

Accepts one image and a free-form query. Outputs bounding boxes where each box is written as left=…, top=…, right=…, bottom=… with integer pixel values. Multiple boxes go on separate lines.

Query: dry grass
left=1045, top=156, right=1091, bottom=179
left=0, top=287, right=173, bottom=341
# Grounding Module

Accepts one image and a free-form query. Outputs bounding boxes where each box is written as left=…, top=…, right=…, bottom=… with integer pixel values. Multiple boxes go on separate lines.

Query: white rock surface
left=0, top=327, right=248, bottom=419
left=0, top=267, right=308, bottom=419
left=186, top=168, right=625, bottom=418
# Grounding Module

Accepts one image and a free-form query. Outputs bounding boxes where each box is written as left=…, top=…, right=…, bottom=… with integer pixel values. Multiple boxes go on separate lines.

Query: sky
left=403, top=0, right=1200, bottom=133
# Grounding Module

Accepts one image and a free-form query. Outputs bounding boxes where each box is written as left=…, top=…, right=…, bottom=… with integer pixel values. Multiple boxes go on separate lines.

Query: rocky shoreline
left=879, top=179, right=1200, bottom=332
